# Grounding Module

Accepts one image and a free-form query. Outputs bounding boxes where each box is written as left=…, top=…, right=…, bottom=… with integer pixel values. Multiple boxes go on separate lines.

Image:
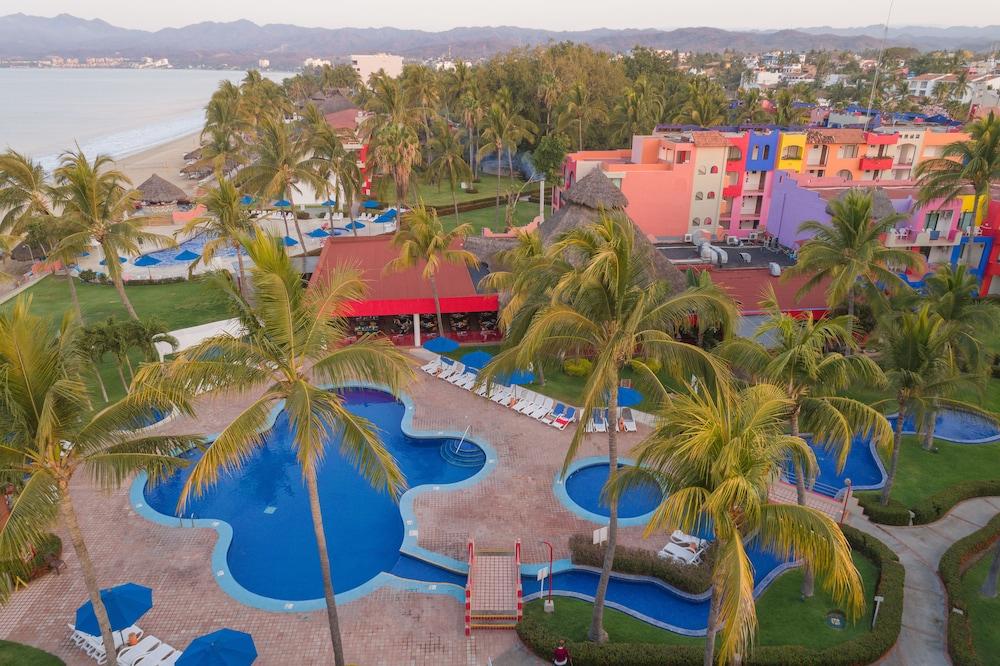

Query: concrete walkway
left=845, top=495, right=1000, bottom=666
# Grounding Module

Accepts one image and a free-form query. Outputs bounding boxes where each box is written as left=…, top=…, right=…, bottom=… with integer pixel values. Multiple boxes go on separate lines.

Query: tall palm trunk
left=588, top=388, right=618, bottom=644
left=429, top=275, right=445, bottom=336
left=65, top=269, right=83, bottom=321
left=61, top=489, right=117, bottom=660
left=452, top=187, right=460, bottom=220
left=115, top=362, right=130, bottom=394
left=966, top=192, right=982, bottom=268
left=845, top=287, right=856, bottom=356
left=790, top=409, right=815, bottom=597
left=578, top=119, right=584, bottom=152
left=981, top=542, right=1000, bottom=598
left=881, top=403, right=906, bottom=505
left=234, top=241, right=248, bottom=298
left=703, top=571, right=723, bottom=665
left=304, top=467, right=346, bottom=666
left=287, top=192, right=308, bottom=271
left=92, top=363, right=109, bottom=403
left=922, top=407, right=938, bottom=451
left=494, top=148, right=502, bottom=229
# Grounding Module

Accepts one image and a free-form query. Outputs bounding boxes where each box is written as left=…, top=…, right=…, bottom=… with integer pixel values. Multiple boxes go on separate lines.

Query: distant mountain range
left=0, top=13, right=997, bottom=68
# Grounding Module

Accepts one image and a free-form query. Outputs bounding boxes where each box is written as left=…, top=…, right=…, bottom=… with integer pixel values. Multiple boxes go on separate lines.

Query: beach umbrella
left=362, top=200, right=381, bottom=209
left=498, top=368, right=535, bottom=385
left=422, top=336, right=459, bottom=353
left=374, top=209, right=398, bottom=223
left=282, top=236, right=299, bottom=246
left=239, top=195, right=255, bottom=206
left=306, top=228, right=330, bottom=238
left=330, top=228, right=346, bottom=236
left=460, top=350, right=493, bottom=371
left=175, top=249, right=201, bottom=262
left=609, top=386, right=643, bottom=408
left=75, top=583, right=153, bottom=637
left=320, top=199, right=337, bottom=207
left=272, top=199, right=291, bottom=208
left=176, top=628, right=257, bottom=666
left=99, top=256, right=127, bottom=266
left=134, top=255, right=161, bottom=267
left=78, top=251, right=90, bottom=257
left=344, top=220, right=366, bottom=230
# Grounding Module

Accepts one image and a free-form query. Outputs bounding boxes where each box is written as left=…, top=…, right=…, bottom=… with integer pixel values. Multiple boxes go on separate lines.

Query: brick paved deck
left=1, top=358, right=657, bottom=665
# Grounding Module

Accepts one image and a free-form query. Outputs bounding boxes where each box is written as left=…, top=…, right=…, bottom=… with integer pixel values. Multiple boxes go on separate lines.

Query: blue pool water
left=136, top=233, right=247, bottom=267
left=899, top=409, right=1000, bottom=444
left=143, top=388, right=484, bottom=601
left=786, top=435, right=886, bottom=497
left=564, top=463, right=663, bottom=519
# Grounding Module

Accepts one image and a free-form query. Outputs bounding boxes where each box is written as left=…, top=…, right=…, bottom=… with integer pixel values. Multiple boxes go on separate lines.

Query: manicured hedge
left=859, top=480, right=1000, bottom=526
left=519, top=526, right=903, bottom=666
left=939, top=512, right=1000, bottom=666
left=568, top=533, right=713, bottom=595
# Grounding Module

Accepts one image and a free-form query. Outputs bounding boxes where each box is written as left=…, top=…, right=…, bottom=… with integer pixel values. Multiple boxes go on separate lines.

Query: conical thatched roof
left=137, top=174, right=189, bottom=204
left=464, top=236, right=518, bottom=268
left=824, top=186, right=898, bottom=220
left=562, top=168, right=629, bottom=209
left=183, top=147, right=203, bottom=161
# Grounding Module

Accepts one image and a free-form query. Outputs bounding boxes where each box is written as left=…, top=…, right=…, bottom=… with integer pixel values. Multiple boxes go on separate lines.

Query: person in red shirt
left=553, top=638, right=572, bottom=666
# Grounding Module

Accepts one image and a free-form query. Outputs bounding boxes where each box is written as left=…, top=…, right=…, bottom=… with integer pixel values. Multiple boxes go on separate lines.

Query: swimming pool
left=785, top=435, right=887, bottom=498
left=564, top=463, right=663, bottom=520
left=136, top=233, right=247, bottom=267
left=141, top=388, right=486, bottom=602
left=896, top=408, right=1000, bottom=444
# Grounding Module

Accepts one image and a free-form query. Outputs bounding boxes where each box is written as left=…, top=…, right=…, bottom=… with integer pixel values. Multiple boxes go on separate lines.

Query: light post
left=540, top=540, right=554, bottom=613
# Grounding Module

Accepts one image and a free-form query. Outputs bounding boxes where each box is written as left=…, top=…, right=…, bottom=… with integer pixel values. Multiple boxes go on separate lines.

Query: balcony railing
left=722, top=184, right=741, bottom=198
left=884, top=227, right=963, bottom=247
left=860, top=156, right=893, bottom=171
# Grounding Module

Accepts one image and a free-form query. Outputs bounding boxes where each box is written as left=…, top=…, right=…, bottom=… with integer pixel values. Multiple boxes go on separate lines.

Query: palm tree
left=536, top=71, right=562, bottom=134
left=875, top=306, right=979, bottom=504
left=916, top=112, right=1000, bottom=266
left=185, top=176, right=253, bottom=294
left=52, top=150, right=173, bottom=320
left=614, top=76, right=664, bottom=141
left=125, top=317, right=178, bottom=362
left=478, top=91, right=538, bottom=228
left=132, top=234, right=412, bottom=666
left=716, top=287, right=892, bottom=596
left=386, top=205, right=478, bottom=334
left=237, top=116, right=321, bottom=261
left=479, top=101, right=510, bottom=228
left=0, top=150, right=51, bottom=241
left=199, top=126, right=244, bottom=177
left=368, top=122, right=421, bottom=211
left=674, top=78, right=727, bottom=126
left=560, top=81, right=608, bottom=151
left=785, top=189, right=922, bottom=326
left=482, top=212, right=736, bottom=644
left=0, top=297, right=198, bottom=659
left=427, top=120, right=473, bottom=218
left=733, top=88, right=767, bottom=124
left=78, top=320, right=112, bottom=402
left=311, top=128, right=361, bottom=223
left=401, top=64, right=440, bottom=163
left=613, top=380, right=863, bottom=665
left=772, top=88, right=808, bottom=126
left=459, top=85, right=486, bottom=178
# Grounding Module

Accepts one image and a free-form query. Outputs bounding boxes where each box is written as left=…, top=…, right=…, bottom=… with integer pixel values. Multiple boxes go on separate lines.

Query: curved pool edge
left=886, top=410, right=1000, bottom=445
left=845, top=436, right=889, bottom=497
left=129, top=382, right=497, bottom=613
left=553, top=456, right=659, bottom=527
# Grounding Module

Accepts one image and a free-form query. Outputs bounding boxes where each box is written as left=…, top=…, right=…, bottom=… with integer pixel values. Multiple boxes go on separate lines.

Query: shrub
left=911, top=480, right=1000, bottom=525
left=77, top=269, right=98, bottom=283
left=295, top=210, right=310, bottom=220
left=518, top=526, right=903, bottom=666
left=123, top=276, right=187, bottom=287
left=568, top=533, right=713, bottom=595
left=563, top=358, right=592, bottom=377
left=856, top=492, right=911, bottom=525
left=0, top=534, right=62, bottom=583
left=939, top=512, right=1000, bottom=666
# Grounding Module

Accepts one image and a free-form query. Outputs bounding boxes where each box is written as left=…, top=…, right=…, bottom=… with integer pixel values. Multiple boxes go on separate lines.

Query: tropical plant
left=386, top=205, right=478, bottom=334
left=478, top=90, right=538, bottom=227
left=923, top=263, right=1000, bottom=370
left=560, top=81, right=608, bottom=151
left=185, top=176, right=254, bottom=293
left=785, top=189, right=922, bottom=325
left=0, top=150, right=51, bottom=240
left=916, top=112, right=1000, bottom=266
left=481, top=211, right=736, bottom=644
left=614, top=76, right=664, bottom=141
left=368, top=122, right=421, bottom=211
left=311, top=128, right=361, bottom=222
left=459, top=85, right=486, bottom=178
left=611, top=379, right=863, bottom=665
left=772, top=88, right=808, bottom=126
left=716, top=287, right=892, bottom=595
left=131, top=234, right=412, bottom=666
left=674, top=77, right=727, bottom=126
left=52, top=150, right=174, bottom=320
left=732, top=88, right=767, bottom=124
left=427, top=120, right=473, bottom=218
left=0, top=297, right=197, bottom=659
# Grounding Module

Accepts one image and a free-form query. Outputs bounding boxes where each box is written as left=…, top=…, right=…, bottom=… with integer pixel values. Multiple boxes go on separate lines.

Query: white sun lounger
left=494, top=386, right=517, bottom=405
left=420, top=356, right=442, bottom=374
left=539, top=403, right=566, bottom=425
left=117, top=636, right=162, bottom=666
left=157, top=652, right=183, bottom=666
left=132, top=643, right=177, bottom=666
left=528, top=397, right=555, bottom=419
left=658, top=542, right=705, bottom=565
left=455, top=372, right=478, bottom=389
left=587, top=410, right=607, bottom=433
left=435, top=360, right=458, bottom=379
left=514, top=391, right=542, bottom=414
left=621, top=408, right=638, bottom=432
left=446, top=364, right=468, bottom=384
left=670, top=530, right=707, bottom=549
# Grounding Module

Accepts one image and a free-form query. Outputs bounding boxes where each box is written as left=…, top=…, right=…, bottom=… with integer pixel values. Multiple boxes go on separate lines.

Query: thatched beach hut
left=137, top=174, right=189, bottom=205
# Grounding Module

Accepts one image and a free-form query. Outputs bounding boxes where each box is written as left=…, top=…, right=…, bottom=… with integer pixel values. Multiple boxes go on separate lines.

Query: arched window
left=837, top=170, right=853, bottom=181
left=710, top=165, right=719, bottom=174
left=692, top=217, right=701, bottom=226
left=697, top=165, right=707, bottom=175
left=704, top=217, right=713, bottom=226
left=695, top=192, right=704, bottom=200
left=707, top=191, right=716, bottom=199
left=762, top=145, right=771, bottom=160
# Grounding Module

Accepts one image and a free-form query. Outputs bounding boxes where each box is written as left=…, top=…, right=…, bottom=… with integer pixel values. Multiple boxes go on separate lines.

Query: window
left=959, top=211, right=975, bottom=231
left=677, top=151, right=691, bottom=164
left=704, top=217, right=712, bottom=226
left=692, top=217, right=701, bottom=226
left=837, top=170, right=853, bottom=181
left=707, top=191, right=716, bottom=199
left=762, top=145, right=771, bottom=160
left=924, top=211, right=952, bottom=231
left=695, top=192, right=704, bottom=200
left=751, top=146, right=760, bottom=160
left=727, top=147, right=742, bottom=161
left=839, top=145, right=859, bottom=158
left=710, top=165, right=719, bottom=174
left=697, top=165, right=707, bottom=175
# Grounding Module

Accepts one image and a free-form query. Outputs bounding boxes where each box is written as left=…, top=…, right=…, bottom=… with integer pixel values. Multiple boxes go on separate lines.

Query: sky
left=6, top=0, right=999, bottom=32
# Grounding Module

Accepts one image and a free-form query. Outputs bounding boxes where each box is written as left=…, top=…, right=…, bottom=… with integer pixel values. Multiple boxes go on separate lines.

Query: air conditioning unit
left=748, top=232, right=759, bottom=241
left=683, top=233, right=693, bottom=243
left=726, top=235, right=740, bottom=246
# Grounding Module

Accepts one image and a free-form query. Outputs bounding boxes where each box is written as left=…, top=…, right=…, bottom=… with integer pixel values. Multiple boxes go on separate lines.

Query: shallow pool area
left=785, top=435, right=887, bottom=498
left=898, top=408, right=1000, bottom=444
left=141, top=388, right=486, bottom=603
left=563, top=462, right=663, bottom=520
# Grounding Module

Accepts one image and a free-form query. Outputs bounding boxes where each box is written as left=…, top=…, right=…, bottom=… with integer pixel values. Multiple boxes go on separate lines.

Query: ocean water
left=0, top=68, right=292, bottom=170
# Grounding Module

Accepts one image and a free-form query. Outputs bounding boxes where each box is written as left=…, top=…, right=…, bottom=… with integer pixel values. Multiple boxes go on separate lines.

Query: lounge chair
left=157, top=653, right=183, bottom=666
left=420, top=356, right=441, bottom=374
left=132, top=644, right=176, bottom=666
left=455, top=371, right=478, bottom=389
left=669, top=530, right=707, bottom=549
left=587, top=410, right=607, bottom=433
left=435, top=359, right=458, bottom=379
left=539, top=403, right=566, bottom=425
left=490, top=385, right=513, bottom=403
left=515, top=392, right=543, bottom=414
left=658, top=542, right=705, bottom=565
left=553, top=407, right=577, bottom=430
left=621, top=408, right=638, bottom=432
left=444, top=363, right=467, bottom=383
left=117, top=636, right=162, bottom=666
left=528, top=397, right=555, bottom=419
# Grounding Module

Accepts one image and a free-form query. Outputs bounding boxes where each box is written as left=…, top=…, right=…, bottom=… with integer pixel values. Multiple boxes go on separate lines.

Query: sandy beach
left=114, top=132, right=201, bottom=196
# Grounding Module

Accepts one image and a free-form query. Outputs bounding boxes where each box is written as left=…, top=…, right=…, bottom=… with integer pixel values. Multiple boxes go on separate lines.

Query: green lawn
left=402, top=174, right=539, bottom=207
left=5, top=274, right=231, bottom=404
left=523, top=552, right=878, bottom=649
left=0, top=640, right=64, bottom=666
left=874, top=434, right=1000, bottom=506
left=439, top=201, right=539, bottom=235
left=958, top=552, right=1000, bottom=659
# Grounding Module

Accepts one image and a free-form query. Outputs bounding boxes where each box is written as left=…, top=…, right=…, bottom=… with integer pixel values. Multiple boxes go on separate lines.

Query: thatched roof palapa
left=183, top=147, right=203, bottom=162
left=137, top=174, right=189, bottom=204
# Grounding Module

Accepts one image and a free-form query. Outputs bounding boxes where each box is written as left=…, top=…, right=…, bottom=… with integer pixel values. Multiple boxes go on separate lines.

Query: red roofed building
left=700, top=267, right=830, bottom=317
left=308, top=235, right=499, bottom=345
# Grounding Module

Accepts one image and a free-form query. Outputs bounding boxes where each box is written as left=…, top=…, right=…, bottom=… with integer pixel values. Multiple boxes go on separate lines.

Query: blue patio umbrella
left=99, top=256, right=127, bottom=265
left=239, top=195, right=255, bottom=206
left=75, top=583, right=153, bottom=636
left=460, top=350, right=493, bottom=371
left=307, top=228, right=330, bottom=238
left=362, top=199, right=381, bottom=209
left=282, top=235, right=299, bottom=246
left=79, top=251, right=90, bottom=257
left=330, top=228, right=346, bottom=236
left=272, top=199, right=291, bottom=208
left=344, top=220, right=366, bottom=230
left=422, top=336, right=459, bottom=353
left=175, top=249, right=201, bottom=262
left=176, top=628, right=257, bottom=666
left=320, top=199, right=337, bottom=207
left=611, top=386, right=643, bottom=408
left=498, top=368, right=535, bottom=385
left=374, top=209, right=398, bottom=223
left=134, top=255, right=161, bottom=267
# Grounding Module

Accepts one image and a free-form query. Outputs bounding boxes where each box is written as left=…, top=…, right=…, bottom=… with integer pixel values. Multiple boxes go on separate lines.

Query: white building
left=258, top=58, right=270, bottom=69
left=304, top=57, right=332, bottom=68
left=351, top=53, right=404, bottom=84
left=908, top=72, right=1000, bottom=104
